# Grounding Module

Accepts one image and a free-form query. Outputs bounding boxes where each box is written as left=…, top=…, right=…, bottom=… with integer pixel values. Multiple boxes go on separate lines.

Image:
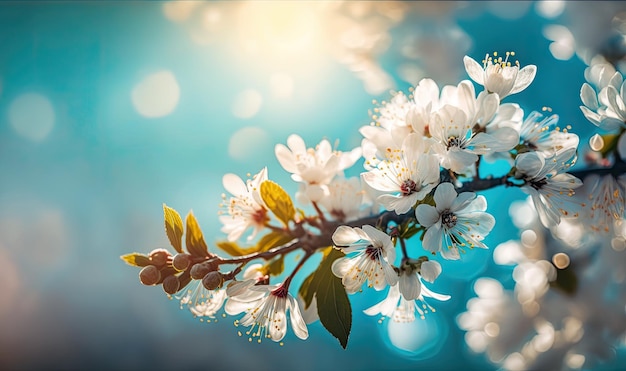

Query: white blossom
left=275, top=134, right=361, bottom=202
left=415, top=182, right=495, bottom=260
left=362, top=133, right=440, bottom=214
left=219, top=167, right=269, bottom=242
left=229, top=283, right=308, bottom=342
left=464, top=52, right=537, bottom=98
left=318, top=176, right=367, bottom=222
left=331, top=225, right=398, bottom=293
left=429, top=103, right=518, bottom=173
left=363, top=274, right=450, bottom=322
left=514, top=149, right=583, bottom=228
left=177, top=282, right=227, bottom=319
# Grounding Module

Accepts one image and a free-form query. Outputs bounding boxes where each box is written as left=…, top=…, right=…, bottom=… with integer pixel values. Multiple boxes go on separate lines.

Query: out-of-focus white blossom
left=275, top=134, right=361, bottom=203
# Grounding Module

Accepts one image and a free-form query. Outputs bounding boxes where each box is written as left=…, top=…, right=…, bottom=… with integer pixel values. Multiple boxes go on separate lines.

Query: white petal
left=275, top=144, right=298, bottom=173
left=222, top=173, right=247, bottom=196
left=600, top=117, right=625, bottom=131
left=362, top=225, right=391, bottom=248
left=434, top=182, right=457, bottom=210
left=361, top=171, right=399, bottom=192
left=378, top=193, right=418, bottom=214
left=463, top=56, right=485, bottom=85
left=579, top=106, right=601, bottom=126
left=447, top=149, right=478, bottom=172
left=399, top=273, right=421, bottom=301
left=331, top=257, right=351, bottom=279
left=287, top=134, right=306, bottom=153
left=509, top=65, right=537, bottom=95
left=298, top=295, right=319, bottom=325
left=450, top=191, right=476, bottom=213
left=580, top=83, right=598, bottom=110
left=420, top=260, right=442, bottom=283
left=269, top=298, right=287, bottom=341
left=422, top=223, right=443, bottom=254
left=415, top=204, right=440, bottom=227
left=288, top=296, right=309, bottom=340
left=225, top=297, right=257, bottom=315
left=421, top=284, right=451, bottom=301
left=515, top=152, right=544, bottom=178
left=440, top=245, right=461, bottom=260
left=383, top=261, right=399, bottom=286
left=332, top=226, right=361, bottom=246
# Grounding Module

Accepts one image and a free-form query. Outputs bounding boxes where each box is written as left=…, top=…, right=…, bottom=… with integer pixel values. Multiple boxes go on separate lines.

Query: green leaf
left=185, top=211, right=210, bottom=257
left=298, top=271, right=316, bottom=309
left=266, top=255, right=285, bottom=276
left=121, top=253, right=151, bottom=267
left=312, top=248, right=351, bottom=349
left=260, top=180, right=295, bottom=227
left=256, top=231, right=294, bottom=252
left=163, top=204, right=184, bottom=253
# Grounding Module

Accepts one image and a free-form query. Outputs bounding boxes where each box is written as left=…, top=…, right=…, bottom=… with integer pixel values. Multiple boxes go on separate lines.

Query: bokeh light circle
left=378, top=309, right=450, bottom=360
left=228, top=126, right=272, bottom=162
left=8, top=93, right=55, bottom=142
left=131, top=70, right=180, bottom=118
left=232, top=89, right=263, bottom=119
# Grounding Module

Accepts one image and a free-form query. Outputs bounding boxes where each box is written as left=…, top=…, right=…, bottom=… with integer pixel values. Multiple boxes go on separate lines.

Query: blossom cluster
left=122, top=50, right=626, bottom=362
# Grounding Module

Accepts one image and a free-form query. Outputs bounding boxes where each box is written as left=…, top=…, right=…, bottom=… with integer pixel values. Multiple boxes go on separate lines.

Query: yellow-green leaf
left=163, top=204, right=184, bottom=253
left=121, top=253, right=151, bottom=267
left=260, top=180, right=295, bottom=227
left=185, top=211, right=209, bottom=257
left=216, top=240, right=252, bottom=256
left=266, top=255, right=285, bottom=276
left=256, top=231, right=294, bottom=252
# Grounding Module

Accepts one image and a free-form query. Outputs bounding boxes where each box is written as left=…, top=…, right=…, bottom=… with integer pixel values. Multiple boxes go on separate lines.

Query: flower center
left=400, top=179, right=418, bottom=195
left=530, top=178, right=548, bottom=190
left=482, top=51, right=520, bottom=71
left=447, top=136, right=463, bottom=149
left=271, top=284, right=289, bottom=298
left=365, top=246, right=382, bottom=261
left=441, top=210, right=457, bottom=228
left=252, top=207, right=269, bottom=225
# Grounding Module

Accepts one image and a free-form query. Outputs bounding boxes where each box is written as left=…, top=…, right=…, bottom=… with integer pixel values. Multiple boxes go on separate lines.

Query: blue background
left=0, top=2, right=623, bottom=370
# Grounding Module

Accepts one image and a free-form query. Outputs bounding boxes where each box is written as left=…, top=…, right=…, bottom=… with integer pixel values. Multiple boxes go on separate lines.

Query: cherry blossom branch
left=570, top=157, right=626, bottom=179
left=284, top=250, right=315, bottom=288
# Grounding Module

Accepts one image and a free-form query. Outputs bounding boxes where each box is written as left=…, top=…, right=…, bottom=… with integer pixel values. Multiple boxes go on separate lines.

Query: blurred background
left=1, top=1, right=626, bottom=370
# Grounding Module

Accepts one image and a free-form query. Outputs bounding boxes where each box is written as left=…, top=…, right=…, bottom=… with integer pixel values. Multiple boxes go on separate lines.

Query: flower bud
left=139, top=265, right=161, bottom=285
left=149, top=248, right=170, bottom=267
left=162, top=275, right=180, bottom=295
left=190, top=260, right=218, bottom=280
left=202, top=271, right=224, bottom=291
left=172, top=253, right=192, bottom=271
